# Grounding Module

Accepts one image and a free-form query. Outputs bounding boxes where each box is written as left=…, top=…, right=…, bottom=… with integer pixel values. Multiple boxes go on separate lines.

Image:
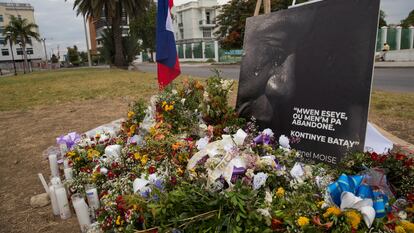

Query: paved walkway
left=375, top=61, right=414, bottom=68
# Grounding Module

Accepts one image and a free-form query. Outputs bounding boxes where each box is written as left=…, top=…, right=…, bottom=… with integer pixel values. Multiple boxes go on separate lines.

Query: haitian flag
left=156, top=0, right=181, bottom=89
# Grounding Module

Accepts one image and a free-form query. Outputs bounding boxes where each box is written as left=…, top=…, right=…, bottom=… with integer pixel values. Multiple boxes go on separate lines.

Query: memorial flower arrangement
left=56, top=75, right=413, bottom=233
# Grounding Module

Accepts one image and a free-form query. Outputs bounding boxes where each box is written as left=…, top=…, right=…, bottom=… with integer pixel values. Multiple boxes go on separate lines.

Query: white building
left=0, top=3, right=44, bottom=65
left=172, top=0, right=220, bottom=61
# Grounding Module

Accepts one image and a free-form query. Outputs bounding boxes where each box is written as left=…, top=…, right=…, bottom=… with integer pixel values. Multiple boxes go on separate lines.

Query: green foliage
left=67, top=45, right=81, bottom=66
left=99, top=29, right=140, bottom=65
left=130, top=0, right=156, bottom=60
left=129, top=99, right=147, bottom=124
left=51, top=54, right=59, bottom=63
left=69, top=0, right=146, bottom=67
left=379, top=10, right=387, bottom=28
left=215, top=0, right=307, bottom=50
left=401, top=10, right=414, bottom=28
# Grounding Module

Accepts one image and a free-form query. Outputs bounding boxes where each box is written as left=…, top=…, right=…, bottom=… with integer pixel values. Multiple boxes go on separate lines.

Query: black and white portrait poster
left=236, top=0, right=380, bottom=164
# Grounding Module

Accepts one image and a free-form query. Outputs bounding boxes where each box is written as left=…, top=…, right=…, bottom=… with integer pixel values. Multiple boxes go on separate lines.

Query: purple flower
left=56, top=132, right=81, bottom=150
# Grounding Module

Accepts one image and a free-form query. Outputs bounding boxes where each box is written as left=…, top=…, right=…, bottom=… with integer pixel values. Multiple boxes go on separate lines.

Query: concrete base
left=384, top=49, right=414, bottom=62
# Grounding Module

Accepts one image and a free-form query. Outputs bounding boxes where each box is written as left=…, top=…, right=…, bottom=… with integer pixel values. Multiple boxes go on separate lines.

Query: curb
left=371, top=123, right=414, bottom=154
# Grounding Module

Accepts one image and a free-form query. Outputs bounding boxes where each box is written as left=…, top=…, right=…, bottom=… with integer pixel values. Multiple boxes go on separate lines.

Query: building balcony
left=199, top=19, right=215, bottom=28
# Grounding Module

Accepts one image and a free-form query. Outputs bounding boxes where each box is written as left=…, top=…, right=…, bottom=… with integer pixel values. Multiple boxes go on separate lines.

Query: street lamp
left=6, top=32, right=17, bottom=76
left=18, top=41, right=26, bottom=74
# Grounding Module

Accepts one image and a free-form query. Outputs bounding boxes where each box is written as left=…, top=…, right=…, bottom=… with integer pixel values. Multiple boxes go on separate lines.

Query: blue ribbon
left=327, top=174, right=388, bottom=218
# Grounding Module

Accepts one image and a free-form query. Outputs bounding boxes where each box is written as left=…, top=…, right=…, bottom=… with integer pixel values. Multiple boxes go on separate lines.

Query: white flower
left=257, top=208, right=271, bottom=218
left=265, top=190, right=273, bottom=205
left=290, top=162, right=304, bottom=180
left=233, top=129, right=247, bottom=146
left=172, top=89, right=178, bottom=95
left=181, top=98, right=186, bottom=105
left=278, top=135, right=290, bottom=149
left=203, top=91, right=210, bottom=101
left=196, top=137, right=209, bottom=150
left=398, top=211, right=407, bottom=220
left=253, top=172, right=268, bottom=190
left=262, top=128, right=274, bottom=137
left=100, top=167, right=108, bottom=175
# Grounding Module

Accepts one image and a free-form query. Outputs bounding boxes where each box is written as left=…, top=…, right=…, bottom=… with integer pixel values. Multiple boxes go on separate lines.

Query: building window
left=0, top=15, right=3, bottom=22
left=26, top=48, right=33, bottom=55
left=27, top=37, right=32, bottom=44
left=203, top=29, right=211, bottom=38
left=17, top=48, right=23, bottom=55
left=2, top=49, right=9, bottom=56
left=0, top=37, right=5, bottom=45
left=0, top=27, right=4, bottom=34
left=180, top=29, right=184, bottom=39
left=206, top=12, right=211, bottom=24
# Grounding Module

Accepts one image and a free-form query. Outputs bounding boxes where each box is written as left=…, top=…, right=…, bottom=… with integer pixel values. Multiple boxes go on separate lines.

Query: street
left=137, top=63, right=414, bottom=92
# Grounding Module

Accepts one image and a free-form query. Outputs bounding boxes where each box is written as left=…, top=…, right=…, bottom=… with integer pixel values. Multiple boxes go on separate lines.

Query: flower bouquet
left=53, top=74, right=413, bottom=233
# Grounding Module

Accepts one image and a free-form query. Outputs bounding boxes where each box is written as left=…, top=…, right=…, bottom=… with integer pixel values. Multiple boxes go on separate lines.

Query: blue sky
left=2, top=0, right=412, bottom=52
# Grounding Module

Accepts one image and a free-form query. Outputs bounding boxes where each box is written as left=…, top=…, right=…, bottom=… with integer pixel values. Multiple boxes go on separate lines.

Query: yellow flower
left=395, top=226, right=407, bottom=233
left=407, top=206, right=414, bottom=213
left=345, top=210, right=361, bottom=229
left=177, top=167, right=184, bottom=176
left=87, top=149, right=100, bottom=161
left=401, top=220, right=414, bottom=232
left=134, top=152, right=141, bottom=160
left=140, top=154, right=148, bottom=165
left=67, top=151, right=76, bottom=158
left=323, top=206, right=341, bottom=218
left=130, top=125, right=137, bottom=134
left=162, top=101, right=167, bottom=107
left=317, top=201, right=325, bottom=208
left=115, top=215, right=123, bottom=225
left=127, top=111, right=135, bottom=119
left=275, top=187, right=285, bottom=197
left=297, top=216, right=310, bottom=227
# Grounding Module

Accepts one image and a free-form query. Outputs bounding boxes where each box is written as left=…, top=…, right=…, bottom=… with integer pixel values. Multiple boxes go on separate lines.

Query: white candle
left=59, top=143, right=68, bottom=157
left=55, top=184, right=71, bottom=219
left=48, top=184, right=60, bottom=216
left=85, top=185, right=100, bottom=218
left=64, top=168, right=73, bottom=181
left=48, top=153, right=59, bottom=177
left=72, top=194, right=91, bottom=232
left=63, top=159, right=70, bottom=169
left=50, top=176, right=62, bottom=185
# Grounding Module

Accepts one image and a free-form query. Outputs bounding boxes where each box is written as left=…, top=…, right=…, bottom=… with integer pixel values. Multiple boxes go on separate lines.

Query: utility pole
left=83, top=15, right=92, bottom=67
left=41, top=38, right=48, bottom=69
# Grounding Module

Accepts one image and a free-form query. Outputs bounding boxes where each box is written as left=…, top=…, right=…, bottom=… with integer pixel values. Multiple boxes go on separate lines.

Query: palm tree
left=70, top=0, right=145, bottom=67
left=4, top=15, right=40, bottom=73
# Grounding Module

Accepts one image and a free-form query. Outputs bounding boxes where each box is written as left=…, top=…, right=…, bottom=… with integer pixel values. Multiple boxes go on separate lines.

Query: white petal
left=340, top=192, right=362, bottom=210
left=359, top=206, right=376, bottom=228
left=133, top=178, right=150, bottom=193
left=233, top=129, right=247, bottom=146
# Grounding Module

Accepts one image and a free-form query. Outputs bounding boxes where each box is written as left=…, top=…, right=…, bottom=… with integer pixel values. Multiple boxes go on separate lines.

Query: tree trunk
left=112, top=2, right=125, bottom=67
left=150, top=50, right=154, bottom=62
left=22, top=42, right=28, bottom=74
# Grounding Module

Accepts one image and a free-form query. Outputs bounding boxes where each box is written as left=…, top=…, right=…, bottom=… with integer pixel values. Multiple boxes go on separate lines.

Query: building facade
left=0, top=2, right=44, bottom=64
left=87, top=11, right=130, bottom=54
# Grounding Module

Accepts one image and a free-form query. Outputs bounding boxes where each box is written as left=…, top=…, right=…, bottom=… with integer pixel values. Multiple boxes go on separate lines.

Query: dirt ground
left=0, top=97, right=132, bottom=233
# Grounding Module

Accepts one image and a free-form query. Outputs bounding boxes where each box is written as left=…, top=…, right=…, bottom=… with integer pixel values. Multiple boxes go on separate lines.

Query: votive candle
left=48, top=153, right=59, bottom=177
left=71, top=194, right=91, bottom=232
left=55, top=184, right=71, bottom=219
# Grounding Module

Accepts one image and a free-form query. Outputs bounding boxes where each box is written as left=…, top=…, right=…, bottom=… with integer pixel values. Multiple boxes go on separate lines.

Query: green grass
left=0, top=68, right=161, bottom=111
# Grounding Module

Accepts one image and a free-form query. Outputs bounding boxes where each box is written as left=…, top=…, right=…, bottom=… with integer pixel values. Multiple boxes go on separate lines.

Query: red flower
left=170, top=176, right=177, bottom=186
left=395, top=153, right=407, bottom=161
left=404, top=158, right=414, bottom=168
left=271, top=218, right=283, bottom=230
left=148, top=166, right=156, bottom=174
left=107, top=170, right=115, bottom=180
left=407, top=193, right=414, bottom=202
left=370, top=152, right=379, bottom=161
